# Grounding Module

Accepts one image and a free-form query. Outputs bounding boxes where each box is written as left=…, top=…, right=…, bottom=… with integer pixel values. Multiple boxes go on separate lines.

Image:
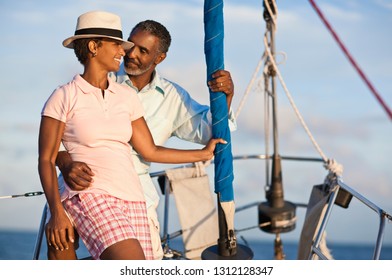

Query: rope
left=235, top=0, right=343, bottom=175
left=308, top=0, right=392, bottom=121
left=263, top=35, right=345, bottom=176
left=234, top=49, right=287, bottom=120
left=234, top=54, right=265, bottom=120
left=264, top=0, right=278, bottom=31
left=235, top=0, right=279, bottom=120
left=263, top=35, right=327, bottom=163
left=235, top=0, right=345, bottom=177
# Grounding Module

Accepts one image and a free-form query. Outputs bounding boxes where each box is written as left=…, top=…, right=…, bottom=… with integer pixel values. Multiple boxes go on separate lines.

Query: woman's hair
left=130, top=20, right=171, bottom=54
left=73, top=38, right=102, bottom=64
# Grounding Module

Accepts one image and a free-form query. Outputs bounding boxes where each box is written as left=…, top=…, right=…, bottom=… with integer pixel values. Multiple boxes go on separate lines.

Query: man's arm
left=170, top=69, right=237, bottom=145
left=56, top=151, right=94, bottom=191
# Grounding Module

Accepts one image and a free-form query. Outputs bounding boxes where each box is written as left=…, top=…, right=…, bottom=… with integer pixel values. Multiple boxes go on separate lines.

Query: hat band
left=75, top=28, right=123, bottom=39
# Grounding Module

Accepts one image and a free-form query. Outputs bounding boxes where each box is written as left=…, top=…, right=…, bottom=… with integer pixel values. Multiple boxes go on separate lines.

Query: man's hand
left=208, top=69, right=234, bottom=109
left=208, top=70, right=234, bottom=96
left=56, top=151, right=94, bottom=191
left=62, top=162, right=94, bottom=191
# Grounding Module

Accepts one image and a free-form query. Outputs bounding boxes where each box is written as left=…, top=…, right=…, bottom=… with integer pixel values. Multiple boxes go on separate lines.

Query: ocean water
left=0, top=230, right=391, bottom=260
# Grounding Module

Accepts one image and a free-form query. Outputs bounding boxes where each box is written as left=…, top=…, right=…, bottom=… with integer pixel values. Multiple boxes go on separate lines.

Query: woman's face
left=96, top=38, right=125, bottom=72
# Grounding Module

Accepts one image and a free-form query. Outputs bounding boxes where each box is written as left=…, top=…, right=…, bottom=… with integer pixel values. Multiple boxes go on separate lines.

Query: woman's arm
left=38, top=116, right=75, bottom=250
left=130, top=117, right=226, bottom=163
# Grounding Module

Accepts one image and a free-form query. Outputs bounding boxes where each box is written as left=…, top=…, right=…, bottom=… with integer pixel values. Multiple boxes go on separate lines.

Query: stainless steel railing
left=309, top=177, right=392, bottom=260
left=32, top=154, right=391, bottom=260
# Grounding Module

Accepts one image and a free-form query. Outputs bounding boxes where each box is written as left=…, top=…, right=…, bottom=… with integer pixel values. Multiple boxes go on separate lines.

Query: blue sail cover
left=204, top=0, right=234, bottom=202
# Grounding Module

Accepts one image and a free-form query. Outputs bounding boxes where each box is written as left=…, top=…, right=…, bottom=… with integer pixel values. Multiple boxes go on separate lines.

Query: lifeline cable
left=0, top=191, right=44, bottom=200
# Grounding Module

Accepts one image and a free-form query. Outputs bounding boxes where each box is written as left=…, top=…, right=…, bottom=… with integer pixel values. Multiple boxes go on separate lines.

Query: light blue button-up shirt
left=110, top=64, right=237, bottom=209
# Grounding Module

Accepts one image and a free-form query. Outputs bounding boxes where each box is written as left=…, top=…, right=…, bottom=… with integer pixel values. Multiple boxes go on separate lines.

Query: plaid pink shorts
left=63, top=193, right=153, bottom=260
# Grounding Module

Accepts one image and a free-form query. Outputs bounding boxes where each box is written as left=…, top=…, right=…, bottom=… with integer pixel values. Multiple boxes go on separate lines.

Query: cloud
left=375, top=0, right=392, bottom=10
left=320, top=3, right=363, bottom=23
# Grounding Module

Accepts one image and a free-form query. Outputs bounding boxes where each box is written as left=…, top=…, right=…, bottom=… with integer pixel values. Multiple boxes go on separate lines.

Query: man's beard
left=124, top=59, right=154, bottom=76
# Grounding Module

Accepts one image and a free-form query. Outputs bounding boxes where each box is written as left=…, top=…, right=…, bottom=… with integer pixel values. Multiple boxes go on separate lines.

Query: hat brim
left=63, top=34, right=134, bottom=50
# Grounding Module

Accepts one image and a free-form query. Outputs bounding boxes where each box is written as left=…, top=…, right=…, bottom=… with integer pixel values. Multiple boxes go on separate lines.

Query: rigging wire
left=235, top=0, right=279, bottom=120
left=234, top=53, right=265, bottom=120
left=309, top=0, right=392, bottom=121
left=262, top=35, right=328, bottom=164
left=234, top=49, right=287, bottom=120
left=263, top=33, right=344, bottom=176
left=235, top=0, right=343, bottom=174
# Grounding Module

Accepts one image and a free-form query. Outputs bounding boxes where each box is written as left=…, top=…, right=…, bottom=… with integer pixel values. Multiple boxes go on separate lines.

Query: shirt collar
left=74, top=74, right=117, bottom=94
left=114, top=63, right=165, bottom=95
left=150, top=71, right=165, bottom=95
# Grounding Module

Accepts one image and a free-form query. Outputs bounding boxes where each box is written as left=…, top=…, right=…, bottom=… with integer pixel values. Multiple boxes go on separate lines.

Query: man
left=52, top=20, right=236, bottom=260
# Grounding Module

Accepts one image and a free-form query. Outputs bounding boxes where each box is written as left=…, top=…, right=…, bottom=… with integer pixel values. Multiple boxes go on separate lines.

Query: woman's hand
left=202, top=138, right=228, bottom=160
left=45, top=209, right=75, bottom=251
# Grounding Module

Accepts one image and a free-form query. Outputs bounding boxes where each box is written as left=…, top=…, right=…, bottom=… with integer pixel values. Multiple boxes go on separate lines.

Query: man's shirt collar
left=114, top=63, right=165, bottom=95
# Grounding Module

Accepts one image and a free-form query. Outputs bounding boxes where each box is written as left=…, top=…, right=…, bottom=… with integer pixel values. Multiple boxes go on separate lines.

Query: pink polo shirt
left=42, top=74, right=145, bottom=202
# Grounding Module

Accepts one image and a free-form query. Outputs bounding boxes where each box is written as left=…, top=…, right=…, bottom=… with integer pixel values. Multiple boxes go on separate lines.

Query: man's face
left=124, top=29, right=162, bottom=76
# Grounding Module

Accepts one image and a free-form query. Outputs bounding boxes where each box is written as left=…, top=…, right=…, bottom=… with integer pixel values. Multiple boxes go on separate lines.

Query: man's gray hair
left=130, top=20, right=172, bottom=53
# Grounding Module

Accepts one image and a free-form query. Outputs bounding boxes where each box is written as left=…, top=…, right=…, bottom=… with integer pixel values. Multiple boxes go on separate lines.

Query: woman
left=38, top=10, right=226, bottom=260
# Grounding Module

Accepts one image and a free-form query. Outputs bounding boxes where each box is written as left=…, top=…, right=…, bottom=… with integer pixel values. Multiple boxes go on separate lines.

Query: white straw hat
left=62, top=11, right=133, bottom=50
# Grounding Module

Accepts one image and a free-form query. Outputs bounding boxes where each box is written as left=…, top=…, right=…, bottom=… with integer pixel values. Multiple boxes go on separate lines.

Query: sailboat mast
left=265, top=8, right=285, bottom=209
left=258, top=0, right=297, bottom=260
left=268, top=18, right=280, bottom=157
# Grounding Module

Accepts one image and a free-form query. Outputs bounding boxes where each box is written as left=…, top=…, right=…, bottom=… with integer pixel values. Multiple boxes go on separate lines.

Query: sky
left=0, top=0, right=391, bottom=253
